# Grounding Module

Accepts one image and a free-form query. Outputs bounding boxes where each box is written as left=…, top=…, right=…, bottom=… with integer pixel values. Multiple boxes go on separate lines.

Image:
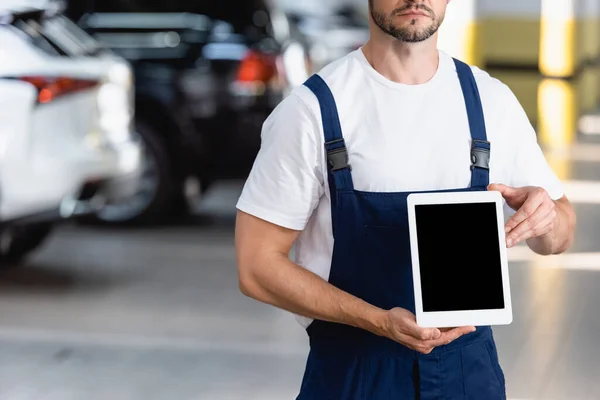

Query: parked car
left=64, top=0, right=311, bottom=225
left=0, top=2, right=141, bottom=264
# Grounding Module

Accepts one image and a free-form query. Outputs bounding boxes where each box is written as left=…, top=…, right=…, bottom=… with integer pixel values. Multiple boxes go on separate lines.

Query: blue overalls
left=297, top=58, right=506, bottom=399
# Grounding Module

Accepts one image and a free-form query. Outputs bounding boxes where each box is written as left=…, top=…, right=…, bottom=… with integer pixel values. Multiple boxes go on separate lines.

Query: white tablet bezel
left=407, top=190, right=512, bottom=328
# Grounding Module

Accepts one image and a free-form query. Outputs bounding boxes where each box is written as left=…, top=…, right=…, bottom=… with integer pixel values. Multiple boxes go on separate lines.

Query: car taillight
left=236, top=50, right=278, bottom=84
left=19, top=76, right=98, bottom=103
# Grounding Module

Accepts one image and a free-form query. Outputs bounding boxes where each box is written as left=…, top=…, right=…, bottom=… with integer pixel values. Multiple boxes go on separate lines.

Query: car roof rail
left=0, top=0, right=65, bottom=22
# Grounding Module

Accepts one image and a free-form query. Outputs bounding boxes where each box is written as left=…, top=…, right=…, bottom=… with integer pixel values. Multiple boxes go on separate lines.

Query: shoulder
left=260, top=88, right=321, bottom=150
left=289, top=50, right=364, bottom=116
left=466, top=63, right=522, bottom=112
left=260, top=54, right=359, bottom=147
left=471, top=66, right=514, bottom=96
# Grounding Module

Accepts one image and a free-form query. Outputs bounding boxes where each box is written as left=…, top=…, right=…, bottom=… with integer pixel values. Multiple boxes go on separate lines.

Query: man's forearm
left=239, top=253, right=388, bottom=336
left=527, top=198, right=576, bottom=255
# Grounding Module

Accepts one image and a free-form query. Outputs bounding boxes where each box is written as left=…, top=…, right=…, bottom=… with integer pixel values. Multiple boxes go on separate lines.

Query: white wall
left=437, top=0, right=477, bottom=61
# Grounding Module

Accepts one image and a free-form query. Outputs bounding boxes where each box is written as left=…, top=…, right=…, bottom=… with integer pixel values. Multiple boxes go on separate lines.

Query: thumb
left=407, top=322, right=441, bottom=340
left=423, top=327, right=442, bottom=340
left=488, top=183, right=516, bottom=197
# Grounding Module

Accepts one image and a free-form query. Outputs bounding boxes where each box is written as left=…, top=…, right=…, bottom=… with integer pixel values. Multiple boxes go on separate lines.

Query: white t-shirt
left=236, top=48, right=564, bottom=328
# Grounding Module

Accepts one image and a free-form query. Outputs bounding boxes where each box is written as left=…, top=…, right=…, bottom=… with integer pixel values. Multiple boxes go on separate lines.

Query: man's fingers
left=399, top=326, right=476, bottom=354
left=413, top=326, right=476, bottom=352
left=508, top=210, right=556, bottom=245
left=430, top=326, right=476, bottom=346
left=392, top=329, right=436, bottom=354
left=506, top=202, right=547, bottom=242
left=439, top=326, right=472, bottom=332
left=395, top=311, right=441, bottom=341
left=506, top=200, right=555, bottom=246
left=387, top=310, right=476, bottom=354
left=396, top=333, right=436, bottom=354
left=505, top=196, right=544, bottom=238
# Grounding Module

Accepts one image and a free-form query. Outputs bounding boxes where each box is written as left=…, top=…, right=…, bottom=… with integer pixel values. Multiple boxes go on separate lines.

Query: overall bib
left=297, top=59, right=507, bottom=400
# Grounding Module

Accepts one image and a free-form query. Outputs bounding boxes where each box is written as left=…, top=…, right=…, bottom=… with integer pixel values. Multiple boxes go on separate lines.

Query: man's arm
left=489, top=184, right=576, bottom=255
left=235, top=210, right=387, bottom=334
left=235, top=210, right=474, bottom=354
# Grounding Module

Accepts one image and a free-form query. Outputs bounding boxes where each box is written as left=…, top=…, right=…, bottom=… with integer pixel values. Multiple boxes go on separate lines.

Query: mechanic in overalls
left=235, top=0, right=576, bottom=398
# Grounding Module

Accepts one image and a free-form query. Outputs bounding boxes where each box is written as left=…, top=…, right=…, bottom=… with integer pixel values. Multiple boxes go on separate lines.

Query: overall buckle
left=470, top=139, right=490, bottom=171
left=325, top=139, right=350, bottom=171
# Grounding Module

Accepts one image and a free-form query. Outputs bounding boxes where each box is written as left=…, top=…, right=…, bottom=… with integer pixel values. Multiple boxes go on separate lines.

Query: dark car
left=65, top=0, right=311, bottom=224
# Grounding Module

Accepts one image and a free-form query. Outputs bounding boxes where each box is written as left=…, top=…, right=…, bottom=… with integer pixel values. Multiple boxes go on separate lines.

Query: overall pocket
left=296, top=352, right=366, bottom=400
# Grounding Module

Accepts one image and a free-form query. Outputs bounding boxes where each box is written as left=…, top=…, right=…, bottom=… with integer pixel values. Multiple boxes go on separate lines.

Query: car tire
left=87, top=121, right=182, bottom=226
left=0, top=223, right=53, bottom=266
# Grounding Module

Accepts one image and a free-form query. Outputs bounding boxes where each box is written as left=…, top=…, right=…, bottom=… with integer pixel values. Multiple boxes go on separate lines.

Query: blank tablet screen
left=415, top=202, right=505, bottom=312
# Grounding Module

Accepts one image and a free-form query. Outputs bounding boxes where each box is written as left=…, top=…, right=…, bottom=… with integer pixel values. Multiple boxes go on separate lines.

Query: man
left=235, top=0, right=577, bottom=398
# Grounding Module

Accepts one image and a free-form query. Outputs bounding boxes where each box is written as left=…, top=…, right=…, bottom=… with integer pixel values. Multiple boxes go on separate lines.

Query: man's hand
left=488, top=184, right=557, bottom=248
left=382, top=308, right=475, bottom=354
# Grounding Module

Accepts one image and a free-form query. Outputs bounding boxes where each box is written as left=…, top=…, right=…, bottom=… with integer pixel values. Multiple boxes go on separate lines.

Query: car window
left=44, top=15, right=102, bottom=55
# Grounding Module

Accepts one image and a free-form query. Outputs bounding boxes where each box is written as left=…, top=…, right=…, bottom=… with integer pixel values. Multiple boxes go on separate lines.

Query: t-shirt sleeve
left=505, top=88, right=565, bottom=202
left=235, top=92, right=325, bottom=231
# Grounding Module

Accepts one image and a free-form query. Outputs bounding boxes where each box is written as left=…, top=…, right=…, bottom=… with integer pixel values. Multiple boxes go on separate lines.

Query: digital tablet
left=407, top=190, right=512, bottom=328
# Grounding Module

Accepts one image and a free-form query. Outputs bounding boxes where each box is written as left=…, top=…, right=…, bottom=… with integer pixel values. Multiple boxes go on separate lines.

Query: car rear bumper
left=83, top=139, right=142, bottom=201
left=102, top=140, right=142, bottom=200
left=102, top=169, right=140, bottom=201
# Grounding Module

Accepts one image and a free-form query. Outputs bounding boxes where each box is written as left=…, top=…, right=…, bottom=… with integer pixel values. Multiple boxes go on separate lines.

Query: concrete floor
left=0, top=142, right=599, bottom=400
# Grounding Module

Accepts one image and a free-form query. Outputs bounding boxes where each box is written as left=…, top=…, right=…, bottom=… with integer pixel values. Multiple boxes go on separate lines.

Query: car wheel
left=91, top=121, right=180, bottom=225
left=0, top=223, right=53, bottom=266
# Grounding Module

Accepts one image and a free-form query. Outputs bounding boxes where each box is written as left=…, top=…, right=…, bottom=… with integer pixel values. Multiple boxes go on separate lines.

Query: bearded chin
left=397, top=24, right=440, bottom=43
left=370, top=10, right=443, bottom=43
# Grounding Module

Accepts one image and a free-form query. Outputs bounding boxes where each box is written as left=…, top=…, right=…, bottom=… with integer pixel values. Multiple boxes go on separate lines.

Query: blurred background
left=0, top=0, right=598, bottom=399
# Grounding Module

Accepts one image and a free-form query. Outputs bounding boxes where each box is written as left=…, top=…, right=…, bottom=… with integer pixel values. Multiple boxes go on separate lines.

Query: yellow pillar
left=539, top=0, right=577, bottom=78
left=538, top=0, right=600, bottom=150
left=537, top=78, right=578, bottom=163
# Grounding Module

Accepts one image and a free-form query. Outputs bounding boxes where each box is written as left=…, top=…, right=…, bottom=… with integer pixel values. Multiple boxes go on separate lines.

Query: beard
left=369, top=1, right=444, bottom=43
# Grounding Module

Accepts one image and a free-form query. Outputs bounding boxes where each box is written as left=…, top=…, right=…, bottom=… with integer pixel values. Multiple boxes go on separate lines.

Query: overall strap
left=303, top=74, right=355, bottom=193
left=453, top=58, right=490, bottom=189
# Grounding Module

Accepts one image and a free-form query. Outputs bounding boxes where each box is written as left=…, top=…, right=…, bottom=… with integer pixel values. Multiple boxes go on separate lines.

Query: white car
left=0, top=3, right=141, bottom=264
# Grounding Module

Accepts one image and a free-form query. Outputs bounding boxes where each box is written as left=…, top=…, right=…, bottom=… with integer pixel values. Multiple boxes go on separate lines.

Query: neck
left=361, top=31, right=440, bottom=85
